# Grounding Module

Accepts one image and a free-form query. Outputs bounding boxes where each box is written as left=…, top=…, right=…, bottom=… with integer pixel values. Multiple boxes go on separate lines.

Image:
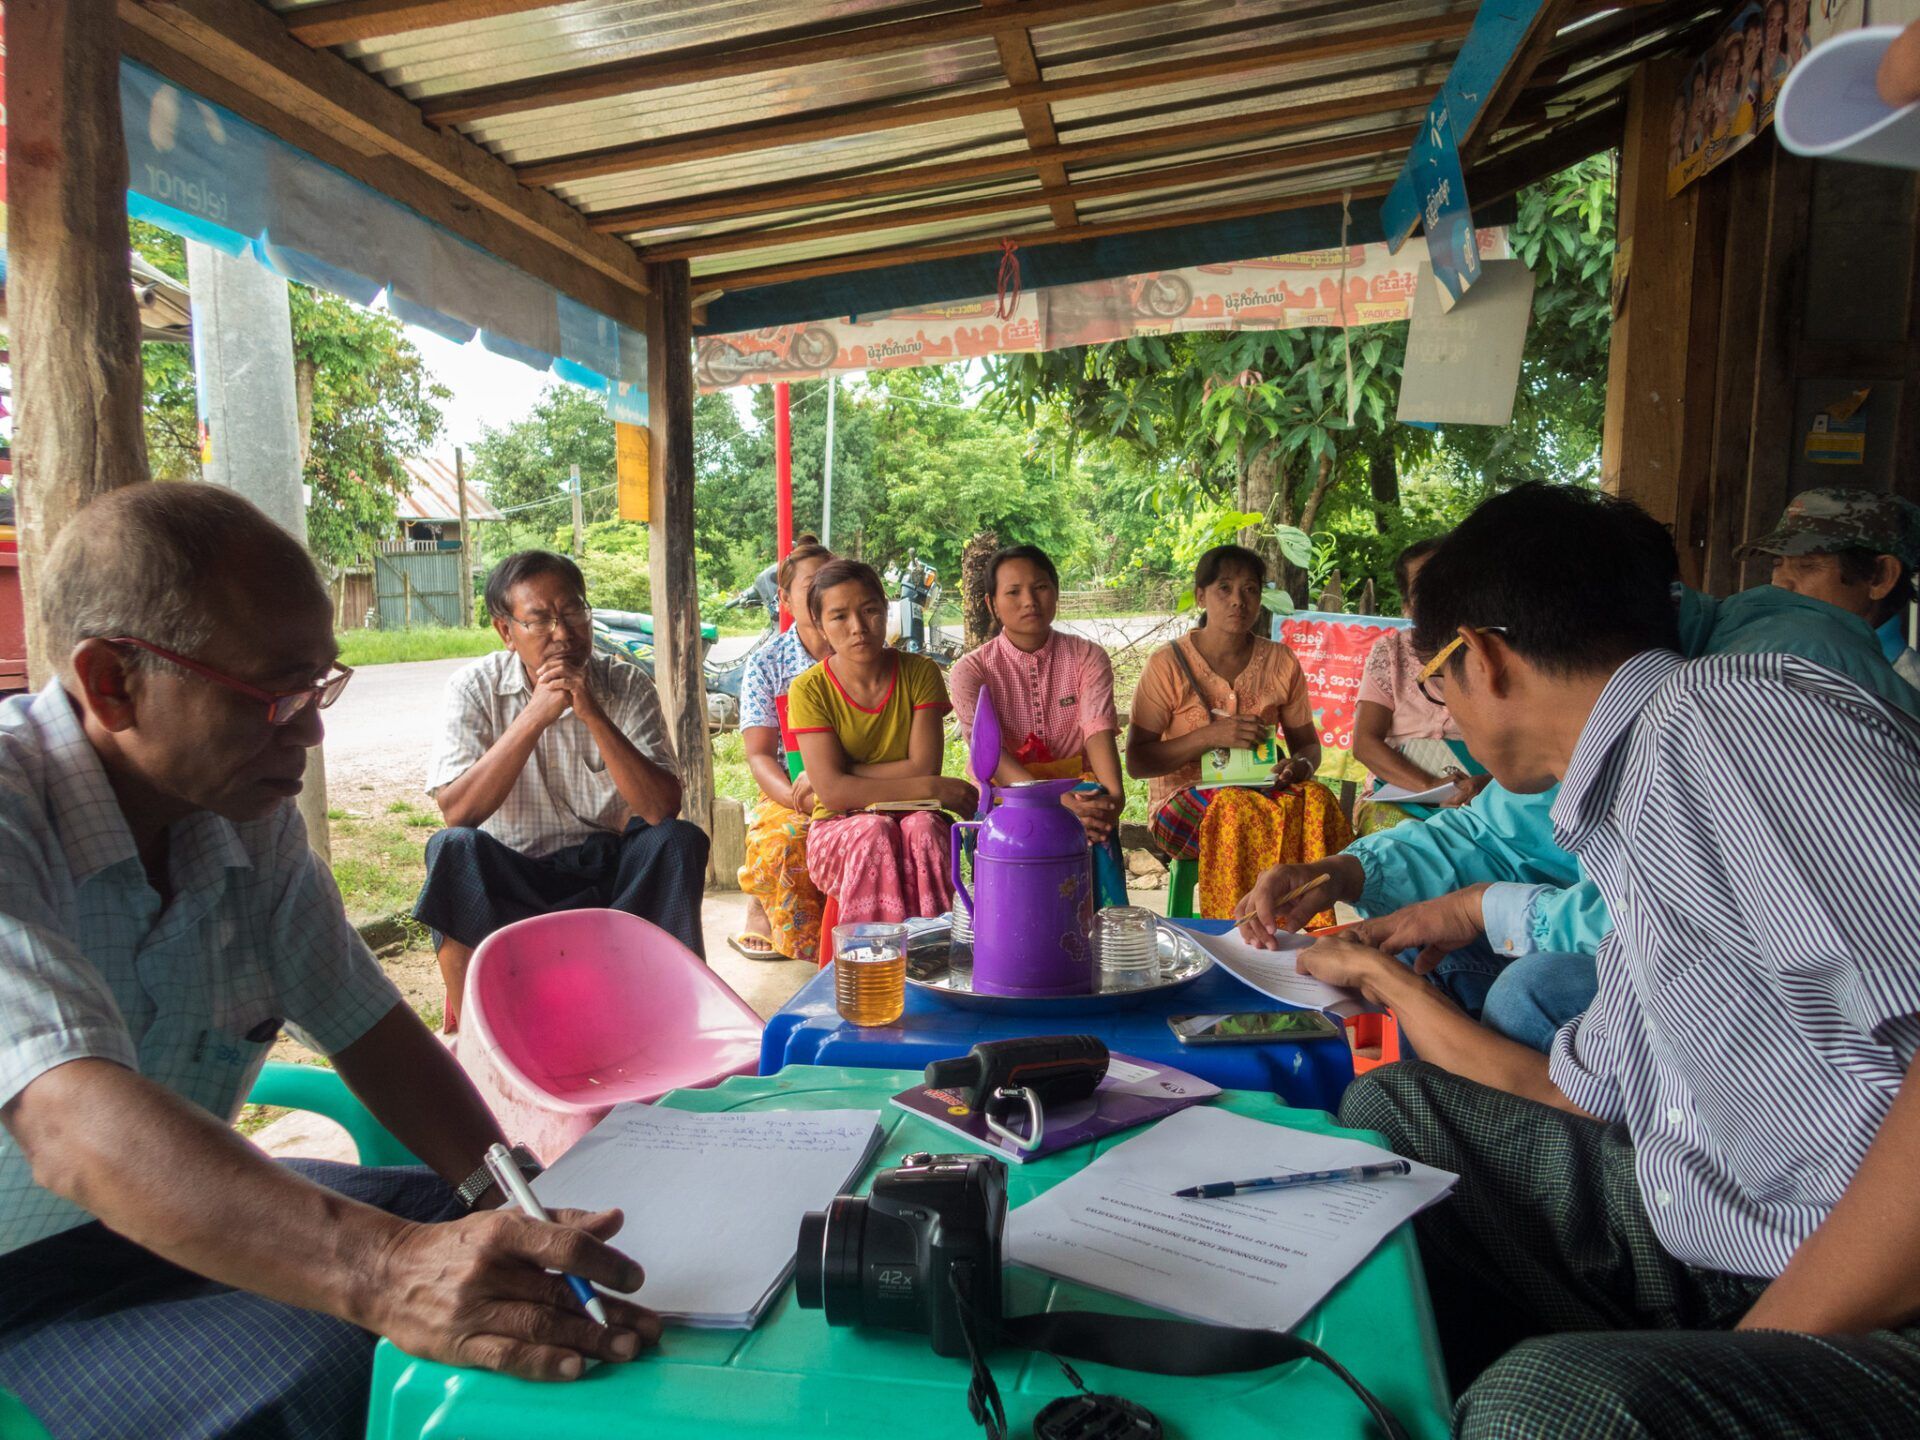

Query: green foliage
left=468, top=383, right=617, bottom=537
left=130, top=222, right=448, bottom=569
left=985, top=157, right=1618, bottom=613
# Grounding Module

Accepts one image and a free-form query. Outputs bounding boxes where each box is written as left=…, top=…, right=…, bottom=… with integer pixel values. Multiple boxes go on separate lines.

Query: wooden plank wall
left=1605, top=56, right=1920, bottom=597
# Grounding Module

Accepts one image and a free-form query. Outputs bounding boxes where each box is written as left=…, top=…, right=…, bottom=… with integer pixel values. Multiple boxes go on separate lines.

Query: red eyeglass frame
left=107, top=637, right=352, bottom=725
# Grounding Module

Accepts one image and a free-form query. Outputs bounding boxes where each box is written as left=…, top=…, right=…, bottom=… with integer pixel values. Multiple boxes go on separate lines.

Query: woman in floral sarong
left=1126, top=545, right=1351, bottom=926
left=791, top=559, right=976, bottom=930
left=730, top=538, right=833, bottom=960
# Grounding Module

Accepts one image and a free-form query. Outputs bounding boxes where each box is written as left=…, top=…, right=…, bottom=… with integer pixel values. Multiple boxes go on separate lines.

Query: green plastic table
left=366, top=1066, right=1451, bottom=1440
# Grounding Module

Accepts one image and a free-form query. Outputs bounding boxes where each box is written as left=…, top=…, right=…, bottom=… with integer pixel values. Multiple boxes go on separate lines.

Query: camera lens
left=794, top=1195, right=867, bottom=1323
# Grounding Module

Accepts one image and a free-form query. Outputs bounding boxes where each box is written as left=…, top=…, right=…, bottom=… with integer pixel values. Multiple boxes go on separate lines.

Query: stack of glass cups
left=1094, top=906, right=1159, bottom=992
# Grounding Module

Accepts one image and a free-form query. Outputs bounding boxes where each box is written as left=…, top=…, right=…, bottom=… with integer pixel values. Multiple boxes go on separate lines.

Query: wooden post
left=403, top=569, right=414, bottom=629
left=1600, top=55, right=1706, bottom=529
left=645, top=259, right=715, bottom=841
left=456, top=447, right=474, bottom=626
left=13, top=0, right=151, bottom=686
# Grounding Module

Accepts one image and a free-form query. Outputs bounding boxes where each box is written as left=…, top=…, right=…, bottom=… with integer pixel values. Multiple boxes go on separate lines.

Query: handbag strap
left=1165, top=635, right=1211, bottom=714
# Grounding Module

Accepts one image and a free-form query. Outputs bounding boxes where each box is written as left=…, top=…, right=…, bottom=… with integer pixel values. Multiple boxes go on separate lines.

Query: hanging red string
left=994, top=238, right=1022, bottom=320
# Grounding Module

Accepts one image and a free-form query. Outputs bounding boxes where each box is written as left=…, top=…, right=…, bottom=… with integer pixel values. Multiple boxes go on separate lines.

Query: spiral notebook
left=531, top=1105, right=883, bottom=1328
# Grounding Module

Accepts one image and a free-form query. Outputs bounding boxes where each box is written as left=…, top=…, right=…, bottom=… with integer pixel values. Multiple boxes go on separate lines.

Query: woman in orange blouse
left=1126, top=545, right=1351, bottom=926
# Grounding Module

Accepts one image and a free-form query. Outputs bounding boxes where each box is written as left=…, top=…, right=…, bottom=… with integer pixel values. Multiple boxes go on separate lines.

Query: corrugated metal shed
left=243, top=1, right=1721, bottom=326
left=397, top=456, right=505, bottom=523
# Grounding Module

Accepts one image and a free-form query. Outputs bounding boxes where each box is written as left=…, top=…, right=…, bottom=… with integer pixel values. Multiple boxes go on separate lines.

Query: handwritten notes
left=532, top=1105, right=882, bottom=1327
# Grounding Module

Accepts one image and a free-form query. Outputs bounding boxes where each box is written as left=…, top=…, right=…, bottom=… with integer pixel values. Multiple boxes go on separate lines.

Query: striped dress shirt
left=1547, top=649, right=1920, bottom=1278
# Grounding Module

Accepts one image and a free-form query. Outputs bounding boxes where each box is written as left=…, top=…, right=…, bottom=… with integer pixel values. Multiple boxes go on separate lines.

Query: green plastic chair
left=0, top=1065, right=410, bottom=1440
left=1166, top=855, right=1198, bottom=919
left=0, top=1385, right=53, bottom=1440
left=246, top=1061, right=420, bottom=1168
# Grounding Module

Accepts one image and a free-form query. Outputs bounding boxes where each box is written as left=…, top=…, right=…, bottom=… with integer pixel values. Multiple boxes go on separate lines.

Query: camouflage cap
left=1738, top=487, right=1920, bottom=570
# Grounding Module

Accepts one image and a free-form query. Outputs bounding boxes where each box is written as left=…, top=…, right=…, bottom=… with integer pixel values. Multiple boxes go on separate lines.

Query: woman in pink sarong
left=789, top=559, right=978, bottom=929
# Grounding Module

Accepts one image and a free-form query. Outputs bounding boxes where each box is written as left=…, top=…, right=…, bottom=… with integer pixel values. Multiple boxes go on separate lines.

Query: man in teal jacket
left=1240, top=580, right=1920, bottom=1050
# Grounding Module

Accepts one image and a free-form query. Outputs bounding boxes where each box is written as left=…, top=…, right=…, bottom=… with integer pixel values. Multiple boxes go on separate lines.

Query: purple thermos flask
left=949, top=778, right=1095, bottom=997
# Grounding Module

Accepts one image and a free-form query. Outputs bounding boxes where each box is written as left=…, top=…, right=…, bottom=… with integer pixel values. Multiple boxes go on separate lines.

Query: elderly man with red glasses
left=0, top=485, right=660, bottom=1440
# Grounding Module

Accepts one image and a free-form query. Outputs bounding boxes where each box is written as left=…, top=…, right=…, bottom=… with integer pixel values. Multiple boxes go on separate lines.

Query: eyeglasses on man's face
left=1416, top=626, right=1510, bottom=707
left=504, top=604, right=594, bottom=639
left=109, top=637, right=352, bottom=725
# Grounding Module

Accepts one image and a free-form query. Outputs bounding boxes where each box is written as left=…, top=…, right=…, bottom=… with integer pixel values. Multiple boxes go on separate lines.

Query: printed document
left=533, top=1105, right=882, bottom=1327
left=1368, top=779, right=1457, bottom=805
left=1007, top=1106, right=1456, bottom=1332
left=1172, top=920, right=1360, bottom=1014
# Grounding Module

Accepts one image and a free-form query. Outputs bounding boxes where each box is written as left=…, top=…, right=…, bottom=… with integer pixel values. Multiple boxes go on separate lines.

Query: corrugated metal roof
left=256, top=0, right=1707, bottom=314
left=398, top=456, right=505, bottom=523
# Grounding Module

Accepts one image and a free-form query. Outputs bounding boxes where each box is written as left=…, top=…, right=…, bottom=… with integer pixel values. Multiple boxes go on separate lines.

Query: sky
left=402, top=322, right=560, bottom=458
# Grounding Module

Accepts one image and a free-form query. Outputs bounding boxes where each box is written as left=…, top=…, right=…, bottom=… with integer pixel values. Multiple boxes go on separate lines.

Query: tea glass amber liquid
left=833, top=922, right=908, bottom=1026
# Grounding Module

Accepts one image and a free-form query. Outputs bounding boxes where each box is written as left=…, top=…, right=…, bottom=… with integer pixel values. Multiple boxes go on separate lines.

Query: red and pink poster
left=1279, top=612, right=1407, bottom=752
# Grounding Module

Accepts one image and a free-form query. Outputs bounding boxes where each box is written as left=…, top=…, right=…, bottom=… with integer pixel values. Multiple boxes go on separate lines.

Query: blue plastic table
left=366, top=1067, right=1450, bottom=1440
left=760, top=940, right=1357, bottom=1111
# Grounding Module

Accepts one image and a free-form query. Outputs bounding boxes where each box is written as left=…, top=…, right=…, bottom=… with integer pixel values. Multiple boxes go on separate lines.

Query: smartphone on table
left=1168, top=1010, right=1345, bottom=1044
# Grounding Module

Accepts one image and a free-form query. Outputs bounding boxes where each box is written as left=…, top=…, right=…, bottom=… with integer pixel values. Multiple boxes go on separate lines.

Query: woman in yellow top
left=1126, top=544, right=1351, bottom=927
left=789, top=558, right=977, bottom=929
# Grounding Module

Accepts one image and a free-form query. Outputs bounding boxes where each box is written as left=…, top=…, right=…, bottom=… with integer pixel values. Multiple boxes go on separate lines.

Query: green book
left=1199, top=733, right=1281, bottom=789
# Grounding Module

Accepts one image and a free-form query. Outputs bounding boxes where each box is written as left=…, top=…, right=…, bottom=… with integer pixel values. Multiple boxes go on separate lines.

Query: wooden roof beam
left=641, top=127, right=1417, bottom=263
left=420, top=0, right=1176, bottom=128
left=117, top=19, right=653, bottom=328
left=699, top=179, right=1395, bottom=294
left=287, top=0, right=568, bottom=49
left=1459, top=0, right=1580, bottom=166
left=120, top=0, right=651, bottom=311
left=981, top=0, right=1076, bottom=230
left=589, top=83, right=1439, bottom=236
left=517, top=12, right=1473, bottom=187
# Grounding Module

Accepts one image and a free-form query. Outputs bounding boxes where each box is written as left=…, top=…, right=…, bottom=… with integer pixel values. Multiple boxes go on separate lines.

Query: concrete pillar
left=186, top=241, right=331, bottom=859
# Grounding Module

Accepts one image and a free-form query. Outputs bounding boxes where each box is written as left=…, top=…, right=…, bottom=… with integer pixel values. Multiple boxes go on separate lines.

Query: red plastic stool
left=1344, top=1012, right=1402, bottom=1073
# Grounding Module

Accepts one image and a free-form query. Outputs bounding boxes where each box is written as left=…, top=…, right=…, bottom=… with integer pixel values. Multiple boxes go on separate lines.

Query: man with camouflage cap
left=1742, top=486, right=1920, bottom=689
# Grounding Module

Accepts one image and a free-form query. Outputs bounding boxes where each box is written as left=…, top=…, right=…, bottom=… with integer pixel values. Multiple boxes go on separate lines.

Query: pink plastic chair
left=456, top=909, right=764, bottom=1163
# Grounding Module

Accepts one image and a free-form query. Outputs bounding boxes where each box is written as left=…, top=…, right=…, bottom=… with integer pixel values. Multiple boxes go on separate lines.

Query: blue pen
left=1174, top=1158, right=1412, bottom=1199
left=484, top=1143, right=611, bottom=1325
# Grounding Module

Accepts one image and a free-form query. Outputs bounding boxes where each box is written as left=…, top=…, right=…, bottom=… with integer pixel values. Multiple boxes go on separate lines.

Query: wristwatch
left=456, top=1142, right=543, bottom=1211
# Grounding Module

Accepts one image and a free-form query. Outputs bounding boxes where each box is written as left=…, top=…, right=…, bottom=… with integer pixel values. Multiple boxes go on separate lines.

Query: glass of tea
left=833, top=922, right=909, bottom=1027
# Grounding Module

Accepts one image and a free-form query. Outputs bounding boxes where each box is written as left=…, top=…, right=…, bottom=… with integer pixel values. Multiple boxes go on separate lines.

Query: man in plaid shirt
left=415, top=549, right=708, bottom=1032
left=0, top=486, right=660, bottom=1439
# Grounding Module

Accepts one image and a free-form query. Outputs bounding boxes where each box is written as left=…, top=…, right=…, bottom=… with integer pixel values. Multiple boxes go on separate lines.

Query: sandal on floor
left=727, top=932, right=788, bottom=961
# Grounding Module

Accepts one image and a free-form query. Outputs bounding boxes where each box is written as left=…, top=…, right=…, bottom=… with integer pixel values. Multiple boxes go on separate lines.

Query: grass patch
left=331, top=811, right=430, bottom=919
left=337, top=627, right=501, bottom=668
left=234, top=1103, right=290, bottom=1138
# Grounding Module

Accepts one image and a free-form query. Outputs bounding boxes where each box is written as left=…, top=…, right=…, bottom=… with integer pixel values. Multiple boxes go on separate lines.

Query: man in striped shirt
left=1297, top=484, right=1920, bottom=1437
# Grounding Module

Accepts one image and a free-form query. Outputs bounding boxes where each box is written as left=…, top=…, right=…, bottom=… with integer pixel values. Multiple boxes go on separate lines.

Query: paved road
left=323, top=656, right=468, bottom=801
left=323, top=615, right=1188, bottom=800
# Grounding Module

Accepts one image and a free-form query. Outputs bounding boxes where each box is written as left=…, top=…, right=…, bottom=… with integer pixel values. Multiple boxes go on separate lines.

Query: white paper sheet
left=1368, top=779, right=1457, bottom=805
left=1007, top=1106, right=1456, bottom=1333
left=1171, top=921, right=1360, bottom=1014
left=531, top=1105, right=882, bottom=1327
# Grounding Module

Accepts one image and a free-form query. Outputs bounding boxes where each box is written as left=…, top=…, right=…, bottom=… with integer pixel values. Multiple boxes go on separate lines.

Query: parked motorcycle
left=884, top=551, right=959, bottom=666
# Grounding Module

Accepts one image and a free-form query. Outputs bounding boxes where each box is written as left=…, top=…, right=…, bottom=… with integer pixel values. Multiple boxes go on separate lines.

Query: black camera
left=795, top=1151, right=1007, bottom=1358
